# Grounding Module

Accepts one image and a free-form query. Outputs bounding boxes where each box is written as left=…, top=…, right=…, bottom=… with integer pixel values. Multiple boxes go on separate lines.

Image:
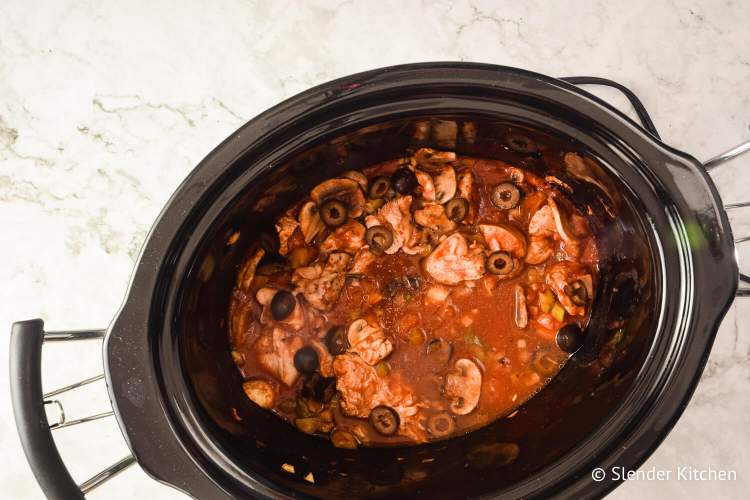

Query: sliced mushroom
left=444, top=358, right=482, bottom=415
left=310, top=178, right=366, bottom=218
left=298, top=201, right=325, bottom=243
left=341, top=170, right=368, bottom=191
left=548, top=198, right=578, bottom=245
left=236, top=248, right=265, bottom=292
left=243, top=379, right=276, bottom=409
left=414, top=147, right=456, bottom=171
left=433, top=166, right=457, bottom=204
left=514, top=284, right=528, bottom=328
left=275, top=216, right=300, bottom=256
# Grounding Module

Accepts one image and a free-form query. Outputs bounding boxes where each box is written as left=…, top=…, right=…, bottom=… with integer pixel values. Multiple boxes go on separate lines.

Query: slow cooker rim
left=105, top=62, right=737, bottom=500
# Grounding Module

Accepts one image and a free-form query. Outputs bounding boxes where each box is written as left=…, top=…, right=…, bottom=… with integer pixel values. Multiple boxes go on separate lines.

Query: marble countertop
left=1, top=0, right=748, bottom=498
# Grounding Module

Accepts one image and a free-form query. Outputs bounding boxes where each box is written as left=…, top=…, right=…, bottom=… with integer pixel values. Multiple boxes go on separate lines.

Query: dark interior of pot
left=176, top=116, right=659, bottom=499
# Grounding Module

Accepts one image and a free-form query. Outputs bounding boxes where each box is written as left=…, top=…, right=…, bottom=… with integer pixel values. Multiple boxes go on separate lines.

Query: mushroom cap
left=414, top=147, right=456, bottom=172
left=433, top=166, right=457, bottom=204
left=310, top=178, right=366, bottom=218
left=298, top=201, right=325, bottom=243
left=341, top=170, right=368, bottom=191
left=445, top=358, right=482, bottom=415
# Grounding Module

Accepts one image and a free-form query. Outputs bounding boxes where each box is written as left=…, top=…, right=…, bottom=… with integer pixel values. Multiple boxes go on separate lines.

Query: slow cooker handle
left=9, top=319, right=136, bottom=499
left=703, top=138, right=750, bottom=296
left=560, top=76, right=660, bottom=139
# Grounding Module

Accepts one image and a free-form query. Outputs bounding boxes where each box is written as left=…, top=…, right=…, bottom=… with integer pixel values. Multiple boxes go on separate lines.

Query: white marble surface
left=1, top=0, right=748, bottom=498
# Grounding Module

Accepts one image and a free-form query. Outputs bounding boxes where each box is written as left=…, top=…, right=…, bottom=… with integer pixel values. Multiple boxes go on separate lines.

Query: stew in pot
left=229, top=147, right=599, bottom=447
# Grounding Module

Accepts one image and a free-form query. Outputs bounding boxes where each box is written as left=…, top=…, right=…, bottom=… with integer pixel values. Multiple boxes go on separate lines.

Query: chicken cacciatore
left=229, top=147, right=598, bottom=447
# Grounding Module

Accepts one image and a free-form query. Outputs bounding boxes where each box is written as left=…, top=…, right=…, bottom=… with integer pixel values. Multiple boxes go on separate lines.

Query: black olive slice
left=391, top=168, right=417, bottom=194
left=556, top=324, right=585, bottom=353
left=486, top=251, right=514, bottom=275
left=445, top=197, right=469, bottom=222
left=504, top=134, right=538, bottom=154
left=270, top=290, right=296, bottom=320
left=368, top=176, right=391, bottom=199
left=491, top=183, right=521, bottom=209
left=369, top=405, right=400, bottom=436
left=365, top=225, right=394, bottom=254
left=325, top=325, right=348, bottom=355
left=294, top=346, right=320, bottom=374
left=564, top=280, right=588, bottom=305
left=427, top=412, right=456, bottom=438
left=319, top=199, right=348, bottom=228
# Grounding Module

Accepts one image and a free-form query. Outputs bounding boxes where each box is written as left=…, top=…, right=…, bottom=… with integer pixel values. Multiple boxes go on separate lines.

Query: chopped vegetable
left=295, top=417, right=322, bottom=434
left=375, top=361, right=391, bottom=378
left=551, top=302, right=566, bottom=322
left=539, top=289, right=555, bottom=313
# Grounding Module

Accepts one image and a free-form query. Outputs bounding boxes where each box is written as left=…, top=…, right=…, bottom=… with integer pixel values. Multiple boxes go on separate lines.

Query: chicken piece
left=310, top=339, right=334, bottom=377
left=424, top=285, right=451, bottom=306
left=256, top=287, right=305, bottom=331
left=243, top=379, right=276, bottom=409
left=350, top=247, right=377, bottom=274
left=528, top=205, right=556, bottom=236
left=365, top=195, right=425, bottom=255
left=414, top=204, right=457, bottom=234
left=255, top=328, right=304, bottom=386
left=333, top=353, right=425, bottom=441
left=236, top=248, right=265, bottom=292
left=229, top=294, right=262, bottom=347
left=347, top=319, right=394, bottom=365
left=276, top=216, right=300, bottom=256
left=478, top=224, right=527, bottom=258
left=292, top=252, right=352, bottom=311
left=444, top=358, right=482, bottom=415
left=545, top=261, right=593, bottom=316
left=415, top=170, right=436, bottom=201
left=319, top=220, right=366, bottom=255
left=456, top=171, right=473, bottom=201
left=423, top=233, right=485, bottom=285
left=526, top=235, right=554, bottom=265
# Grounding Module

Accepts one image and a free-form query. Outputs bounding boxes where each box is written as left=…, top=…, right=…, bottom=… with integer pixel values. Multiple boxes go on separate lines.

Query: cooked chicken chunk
left=255, top=328, right=304, bottom=386
left=424, top=233, right=485, bottom=285
left=292, top=252, right=352, bottom=311
left=414, top=204, right=457, bottom=234
left=415, top=170, right=436, bottom=201
left=276, top=216, right=300, bottom=256
left=479, top=224, right=527, bottom=258
left=333, top=353, right=425, bottom=440
left=457, top=171, right=473, bottom=201
left=424, top=285, right=451, bottom=306
left=526, top=235, right=555, bottom=265
left=350, top=247, right=377, bottom=274
left=347, top=319, right=394, bottom=365
left=319, top=220, right=366, bottom=255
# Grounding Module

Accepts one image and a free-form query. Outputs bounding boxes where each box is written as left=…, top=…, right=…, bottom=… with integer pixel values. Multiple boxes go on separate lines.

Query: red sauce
left=229, top=149, right=598, bottom=447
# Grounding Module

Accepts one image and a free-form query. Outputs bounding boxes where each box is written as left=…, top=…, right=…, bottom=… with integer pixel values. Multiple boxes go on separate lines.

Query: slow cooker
left=10, top=63, right=750, bottom=499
